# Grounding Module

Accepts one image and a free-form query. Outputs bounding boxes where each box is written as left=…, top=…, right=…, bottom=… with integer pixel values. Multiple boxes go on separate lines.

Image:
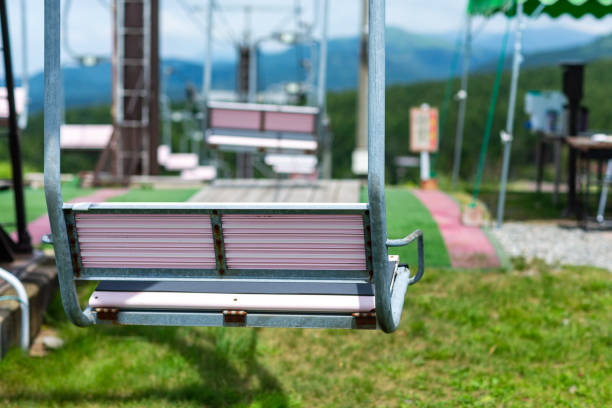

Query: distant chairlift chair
left=43, top=0, right=424, bottom=333
left=206, top=101, right=319, bottom=176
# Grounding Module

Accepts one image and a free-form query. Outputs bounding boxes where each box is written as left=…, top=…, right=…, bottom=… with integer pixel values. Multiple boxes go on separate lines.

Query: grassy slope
left=106, top=187, right=200, bottom=203
left=367, top=187, right=451, bottom=268
left=0, top=186, right=198, bottom=233
left=0, top=185, right=96, bottom=231
left=0, top=263, right=609, bottom=407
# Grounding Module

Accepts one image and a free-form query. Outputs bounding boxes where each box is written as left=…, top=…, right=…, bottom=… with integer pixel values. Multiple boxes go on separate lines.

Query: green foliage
left=0, top=263, right=609, bottom=407
left=0, top=105, right=112, bottom=175
left=328, top=58, right=612, bottom=184
left=7, top=59, right=612, bottom=184
left=0, top=161, right=37, bottom=179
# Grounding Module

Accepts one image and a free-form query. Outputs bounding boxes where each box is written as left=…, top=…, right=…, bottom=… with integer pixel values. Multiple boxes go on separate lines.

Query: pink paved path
left=412, top=189, right=500, bottom=269
left=14, top=189, right=127, bottom=245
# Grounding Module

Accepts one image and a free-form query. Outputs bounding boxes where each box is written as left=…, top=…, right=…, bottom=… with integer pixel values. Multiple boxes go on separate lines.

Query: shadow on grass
left=1, top=289, right=289, bottom=407
left=477, top=190, right=568, bottom=221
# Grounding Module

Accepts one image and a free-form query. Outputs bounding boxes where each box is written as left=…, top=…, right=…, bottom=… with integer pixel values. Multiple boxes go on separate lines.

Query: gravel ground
left=491, top=222, right=612, bottom=272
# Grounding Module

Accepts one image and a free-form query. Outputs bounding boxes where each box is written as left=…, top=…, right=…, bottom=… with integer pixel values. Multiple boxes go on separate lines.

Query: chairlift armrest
left=386, top=229, right=425, bottom=286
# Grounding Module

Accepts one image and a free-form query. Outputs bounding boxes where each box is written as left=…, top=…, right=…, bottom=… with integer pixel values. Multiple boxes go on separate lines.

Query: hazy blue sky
left=6, top=0, right=612, bottom=75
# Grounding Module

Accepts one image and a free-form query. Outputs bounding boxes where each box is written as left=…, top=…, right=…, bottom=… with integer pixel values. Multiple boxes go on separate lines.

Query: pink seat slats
left=71, top=212, right=368, bottom=272
left=222, top=214, right=366, bottom=271
left=74, top=214, right=216, bottom=269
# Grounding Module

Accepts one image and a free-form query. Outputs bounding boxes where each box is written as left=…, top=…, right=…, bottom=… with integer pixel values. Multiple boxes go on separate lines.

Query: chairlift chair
left=205, top=101, right=320, bottom=155
left=43, top=0, right=425, bottom=333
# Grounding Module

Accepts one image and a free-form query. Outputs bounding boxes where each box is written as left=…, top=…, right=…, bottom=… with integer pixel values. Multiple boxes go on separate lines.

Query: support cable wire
left=471, top=19, right=511, bottom=207
left=214, top=1, right=240, bottom=46
left=470, top=16, right=490, bottom=41
left=176, top=0, right=208, bottom=35
left=431, top=27, right=463, bottom=178
left=294, top=0, right=303, bottom=83
left=175, top=0, right=231, bottom=45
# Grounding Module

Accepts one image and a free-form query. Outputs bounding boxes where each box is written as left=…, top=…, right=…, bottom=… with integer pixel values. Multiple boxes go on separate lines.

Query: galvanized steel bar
left=318, top=0, right=331, bottom=178
left=95, top=310, right=368, bottom=329
left=65, top=202, right=368, bottom=212
left=76, top=267, right=371, bottom=282
left=451, top=14, right=472, bottom=189
left=386, top=229, right=425, bottom=286
left=0, top=268, right=29, bottom=351
left=202, top=0, right=213, bottom=105
left=43, top=0, right=94, bottom=326
left=496, top=1, right=523, bottom=228
left=367, top=0, right=394, bottom=333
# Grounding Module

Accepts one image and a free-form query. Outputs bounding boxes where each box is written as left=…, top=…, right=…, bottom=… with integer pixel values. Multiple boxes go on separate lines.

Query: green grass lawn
left=106, top=187, right=200, bottom=203
left=0, top=185, right=609, bottom=406
left=0, top=184, right=199, bottom=234
left=0, top=184, right=96, bottom=231
left=362, top=187, right=451, bottom=268
left=0, top=262, right=609, bottom=407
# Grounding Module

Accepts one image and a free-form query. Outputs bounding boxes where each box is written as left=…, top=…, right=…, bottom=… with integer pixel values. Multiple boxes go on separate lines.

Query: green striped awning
left=468, top=0, right=612, bottom=18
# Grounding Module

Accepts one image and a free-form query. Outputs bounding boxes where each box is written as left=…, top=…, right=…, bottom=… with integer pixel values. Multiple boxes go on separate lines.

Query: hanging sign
left=410, top=105, right=439, bottom=153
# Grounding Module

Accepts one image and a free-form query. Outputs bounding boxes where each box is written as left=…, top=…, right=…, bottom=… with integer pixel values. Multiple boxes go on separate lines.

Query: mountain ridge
left=22, top=26, right=608, bottom=111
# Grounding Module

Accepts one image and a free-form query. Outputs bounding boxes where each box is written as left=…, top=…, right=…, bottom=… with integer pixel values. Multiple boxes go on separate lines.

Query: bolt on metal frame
left=44, top=0, right=424, bottom=333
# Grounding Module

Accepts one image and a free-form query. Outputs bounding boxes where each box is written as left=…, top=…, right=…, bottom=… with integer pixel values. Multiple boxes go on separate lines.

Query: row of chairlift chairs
left=58, top=0, right=322, bottom=180
left=59, top=99, right=322, bottom=180
left=44, top=0, right=424, bottom=333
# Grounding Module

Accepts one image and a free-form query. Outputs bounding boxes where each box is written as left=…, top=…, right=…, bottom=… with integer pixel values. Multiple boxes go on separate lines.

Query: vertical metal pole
left=18, top=0, right=28, bottom=129
left=596, top=159, right=612, bottom=223
left=202, top=0, right=214, bottom=169
left=451, top=14, right=472, bottom=189
left=496, top=2, right=523, bottom=228
left=316, top=0, right=328, bottom=117
left=141, top=0, right=152, bottom=176
left=149, top=0, right=160, bottom=174
left=116, top=0, right=124, bottom=179
left=1, top=0, right=31, bottom=252
left=352, top=0, right=368, bottom=175
left=44, top=0, right=93, bottom=326
left=306, top=0, right=320, bottom=106
left=248, top=44, right=257, bottom=102
left=368, top=0, right=393, bottom=332
left=202, top=0, right=213, bottom=103
left=318, top=0, right=330, bottom=178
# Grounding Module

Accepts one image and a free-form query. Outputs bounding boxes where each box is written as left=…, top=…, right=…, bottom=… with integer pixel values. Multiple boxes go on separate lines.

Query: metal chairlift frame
left=44, top=0, right=424, bottom=333
left=200, top=0, right=330, bottom=177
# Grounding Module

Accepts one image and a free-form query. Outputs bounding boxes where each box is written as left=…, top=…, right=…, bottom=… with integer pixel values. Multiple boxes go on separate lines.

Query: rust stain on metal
left=223, top=310, right=247, bottom=326
left=96, top=308, right=119, bottom=323
left=352, top=312, right=376, bottom=330
left=66, top=223, right=81, bottom=277
left=211, top=219, right=226, bottom=275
